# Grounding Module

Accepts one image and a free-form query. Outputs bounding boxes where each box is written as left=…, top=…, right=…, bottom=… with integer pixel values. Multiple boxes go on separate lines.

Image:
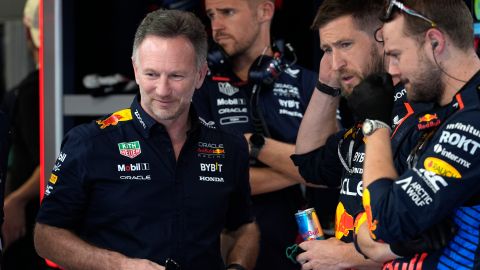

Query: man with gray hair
left=34, top=9, right=259, bottom=270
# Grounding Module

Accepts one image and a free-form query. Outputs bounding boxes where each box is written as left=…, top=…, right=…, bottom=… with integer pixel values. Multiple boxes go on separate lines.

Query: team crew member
left=291, top=0, right=436, bottom=269
left=193, top=0, right=316, bottom=269
left=354, top=0, right=480, bottom=268
left=34, top=9, right=259, bottom=270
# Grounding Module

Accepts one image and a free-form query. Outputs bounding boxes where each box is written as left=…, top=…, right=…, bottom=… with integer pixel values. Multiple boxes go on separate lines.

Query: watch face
left=362, top=120, right=374, bottom=135
left=250, top=133, right=265, bottom=147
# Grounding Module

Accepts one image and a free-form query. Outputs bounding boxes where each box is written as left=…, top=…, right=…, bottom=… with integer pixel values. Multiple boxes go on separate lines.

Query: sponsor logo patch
left=218, top=82, right=239, bottom=96
left=445, top=122, right=480, bottom=138
left=199, top=117, right=216, bottom=129
left=96, top=109, right=132, bottom=129
left=197, top=142, right=225, bottom=158
left=433, top=144, right=471, bottom=168
left=279, top=99, right=300, bottom=109
left=285, top=68, right=300, bottom=78
left=117, top=163, right=150, bottom=172
left=273, top=83, right=300, bottom=98
left=218, top=107, right=248, bottom=114
left=414, top=168, right=448, bottom=193
left=396, top=176, right=433, bottom=206
left=417, top=113, right=441, bottom=130
left=49, top=174, right=58, bottom=184
left=278, top=109, right=303, bottom=118
left=200, top=162, right=223, bottom=172
left=424, top=157, right=461, bottom=178
left=120, top=175, right=151, bottom=181
left=394, top=88, right=407, bottom=102
left=134, top=109, right=147, bottom=129
left=220, top=116, right=249, bottom=125
left=217, top=98, right=246, bottom=106
left=438, top=130, right=480, bottom=155
left=335, top=202, right=354, bottom=239
left=340, top=178, right=363, bottom=196
left=198, top=176, right=225, bottom=182
left=118, top=141, right=142, bottom=159
left=53, top=152, right=67, bottom=172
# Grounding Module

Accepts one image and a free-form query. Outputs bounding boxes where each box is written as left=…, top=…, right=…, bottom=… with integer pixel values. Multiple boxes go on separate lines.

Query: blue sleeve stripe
left=438, top=250, right=475, bottom=269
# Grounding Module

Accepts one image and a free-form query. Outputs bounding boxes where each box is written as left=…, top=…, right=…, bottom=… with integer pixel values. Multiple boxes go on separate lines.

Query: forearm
left=9, top=166, right=40, bottom=202
left=249, top=167, right=297, bottom=195
left=340, top=243, right=382, bottom=270
left=256, top=139, right=306, bottom=183
left=356, top=222, right=398, bottom=263
left=34, top=223, right=125, bottom=270
left=298, top=238, right=381, bottom=270
left=363, top=129, right=397, bottom=187
left=226, top=222, right=260, bottom=270
left=295, top=90, right=339, bottom=155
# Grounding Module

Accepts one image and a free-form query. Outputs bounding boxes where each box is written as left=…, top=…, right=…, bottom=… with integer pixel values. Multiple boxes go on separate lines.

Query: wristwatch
left=249, top=133, right=265, bottom=159
left=316, top=81, right=341, bottom=97
left=362, top=119, right=392, bottom=136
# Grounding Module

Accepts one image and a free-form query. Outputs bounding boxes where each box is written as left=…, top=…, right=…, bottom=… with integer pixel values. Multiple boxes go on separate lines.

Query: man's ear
left=425, top=28, right=445, bottom=54
left=256, top=0, right=274, bottom=23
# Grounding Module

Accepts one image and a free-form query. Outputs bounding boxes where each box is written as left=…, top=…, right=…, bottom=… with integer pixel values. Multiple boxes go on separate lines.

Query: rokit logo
left=117, top=163, right=150, bottom=172
left=438, top=130, right=480, bottom=155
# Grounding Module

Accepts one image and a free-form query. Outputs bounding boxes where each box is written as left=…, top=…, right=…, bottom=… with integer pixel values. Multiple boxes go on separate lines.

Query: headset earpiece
left=431, top=40, right=439, bottom=49
left=207, top=42, right=232, bottom=76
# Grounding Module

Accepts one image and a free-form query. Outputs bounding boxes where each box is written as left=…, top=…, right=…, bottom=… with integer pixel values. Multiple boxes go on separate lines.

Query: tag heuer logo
left=218, top=82, right=239, bottom=96
left=118, top=141, right=141, bottom=159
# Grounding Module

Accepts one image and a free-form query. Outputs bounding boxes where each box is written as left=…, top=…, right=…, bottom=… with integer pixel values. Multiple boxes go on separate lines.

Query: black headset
left=207, top=39, right=297, bottom=85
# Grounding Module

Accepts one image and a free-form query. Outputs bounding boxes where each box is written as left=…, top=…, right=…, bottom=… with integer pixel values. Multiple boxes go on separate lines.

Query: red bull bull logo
left=417, top=113, right=441, bottom=130
left=335, top=202, right=354, bottom=239
left=362, top=188, right=378, bottom=239
left=96, top=109, right=133, bottom=129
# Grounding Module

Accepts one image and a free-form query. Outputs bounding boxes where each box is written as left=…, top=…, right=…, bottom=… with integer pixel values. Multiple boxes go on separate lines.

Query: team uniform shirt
left=292, top=83, right=431, bottom=243
left=365, top=71, right=480, bottom=269
left=193, top=63, right=316, bottom=270
left=37, top=96, right=254, bottom=270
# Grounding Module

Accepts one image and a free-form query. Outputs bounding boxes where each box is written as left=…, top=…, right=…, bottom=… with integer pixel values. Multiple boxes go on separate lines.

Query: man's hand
left=296, top=238, right=353, bottom=270
left=2, top=192, right=28, bottom=249
left=297, top=237, right=381, bottom=270
left=347, top=72, right=394, bottom=125
left=319, top=53, right=340, bottom=88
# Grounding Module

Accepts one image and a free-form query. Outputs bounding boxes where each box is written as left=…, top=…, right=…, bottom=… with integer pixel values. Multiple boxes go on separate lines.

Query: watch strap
left=316, top=81, right=341, bottom=97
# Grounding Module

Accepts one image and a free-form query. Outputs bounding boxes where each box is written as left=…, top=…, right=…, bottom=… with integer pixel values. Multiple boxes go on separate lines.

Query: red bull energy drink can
left=295, top=208, right=324, bottom=240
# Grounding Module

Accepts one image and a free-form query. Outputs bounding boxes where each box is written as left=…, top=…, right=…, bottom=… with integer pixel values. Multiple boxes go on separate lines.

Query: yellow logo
left=362, top=188, right=378, bottom=240
left=96, top=109, right=133, bottom=129
left=424, top=157, right=461, bottom=178
left=49, top=174, right=58, bottom=184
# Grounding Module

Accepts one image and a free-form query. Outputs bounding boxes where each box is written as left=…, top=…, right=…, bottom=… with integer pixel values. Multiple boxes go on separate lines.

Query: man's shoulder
left=67, top=108, right=135, bottom=142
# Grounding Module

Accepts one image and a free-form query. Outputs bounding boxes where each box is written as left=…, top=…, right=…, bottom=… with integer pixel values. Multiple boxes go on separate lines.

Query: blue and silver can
left=295, top=208, right=324, bottom=241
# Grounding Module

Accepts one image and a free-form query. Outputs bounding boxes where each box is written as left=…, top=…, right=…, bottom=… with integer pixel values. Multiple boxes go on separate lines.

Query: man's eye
left=322, top=48, right=332, bottom=54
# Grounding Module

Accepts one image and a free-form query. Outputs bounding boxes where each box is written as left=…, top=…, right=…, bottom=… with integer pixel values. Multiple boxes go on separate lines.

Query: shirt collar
left=130, top=94, right=201, bottom=138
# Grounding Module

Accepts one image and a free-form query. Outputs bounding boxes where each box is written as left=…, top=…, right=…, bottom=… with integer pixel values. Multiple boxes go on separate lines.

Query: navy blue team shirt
left=36, top=96, right=254, bottom=270
left=193, top=63, right=316, bottom=270
left=366, top=71, right=480, bottom=269
left=291, top=83, right=432, bottom=243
